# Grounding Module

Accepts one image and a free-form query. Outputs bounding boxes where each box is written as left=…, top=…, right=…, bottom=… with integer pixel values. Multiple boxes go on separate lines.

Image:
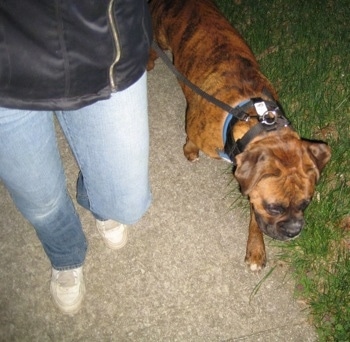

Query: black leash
left=151, top=41, right=252, bottom=121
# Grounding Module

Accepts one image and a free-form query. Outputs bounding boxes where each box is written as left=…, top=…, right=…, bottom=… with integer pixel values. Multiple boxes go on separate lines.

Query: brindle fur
left=147, top=0, right=331, bottom=270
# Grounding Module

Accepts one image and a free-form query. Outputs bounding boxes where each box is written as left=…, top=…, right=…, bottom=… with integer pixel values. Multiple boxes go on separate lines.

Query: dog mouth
left=261, top=225, right=300, bottom=241
left=255, top=212, right=304, bottom=241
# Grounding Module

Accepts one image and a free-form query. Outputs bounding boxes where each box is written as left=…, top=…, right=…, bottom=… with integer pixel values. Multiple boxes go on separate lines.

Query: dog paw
left=247, top=262, right=263, bottom=272
left=184, top=151, right=199, bottom=162
left=183, top=140, right=199, bottom=161
left=187, top=155, right=200, bottom=162
left=245, top=251, right=266, bottom=271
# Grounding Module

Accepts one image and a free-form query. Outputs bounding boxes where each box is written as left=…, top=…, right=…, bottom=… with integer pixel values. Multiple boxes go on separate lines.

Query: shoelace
left=55, top=270, right=78, bottom=287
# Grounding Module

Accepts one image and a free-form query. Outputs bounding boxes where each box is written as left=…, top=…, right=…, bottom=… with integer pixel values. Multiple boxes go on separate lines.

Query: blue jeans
left=0, top=73, right=151, bottom=270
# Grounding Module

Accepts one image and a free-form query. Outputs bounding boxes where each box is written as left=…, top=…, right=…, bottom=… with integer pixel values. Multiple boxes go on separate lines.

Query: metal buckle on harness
left=260, top=110, right=278, bottom=125
left=241, top=112, right=250, bottom=122
left=253, top=101, right=279, bottom=126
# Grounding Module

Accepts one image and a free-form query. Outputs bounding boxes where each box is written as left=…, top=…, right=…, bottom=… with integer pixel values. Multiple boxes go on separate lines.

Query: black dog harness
left=219, top=97, right=291, bottom=164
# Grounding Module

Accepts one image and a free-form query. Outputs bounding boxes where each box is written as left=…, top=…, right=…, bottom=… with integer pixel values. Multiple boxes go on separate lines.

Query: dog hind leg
left=147, top=49, right=159, bottom=71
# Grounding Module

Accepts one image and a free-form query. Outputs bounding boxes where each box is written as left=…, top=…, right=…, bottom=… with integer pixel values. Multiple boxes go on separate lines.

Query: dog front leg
left=245, top=206, right=266, bottom=271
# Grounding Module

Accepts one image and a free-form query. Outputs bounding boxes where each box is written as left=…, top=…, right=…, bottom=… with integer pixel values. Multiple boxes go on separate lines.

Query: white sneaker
left=50, top=267, right=85, bottom=315
left=96, top=219, right=128, bottom=250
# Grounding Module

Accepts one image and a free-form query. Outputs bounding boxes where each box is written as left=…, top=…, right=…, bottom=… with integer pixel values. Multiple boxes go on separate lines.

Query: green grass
left=215, top=0, right=350, bottom=340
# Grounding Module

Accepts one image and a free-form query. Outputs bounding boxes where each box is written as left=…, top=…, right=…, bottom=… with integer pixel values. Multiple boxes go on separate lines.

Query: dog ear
left=303, top=140, right=331, bottom=176
left=234, top=149, right=279, bottom=195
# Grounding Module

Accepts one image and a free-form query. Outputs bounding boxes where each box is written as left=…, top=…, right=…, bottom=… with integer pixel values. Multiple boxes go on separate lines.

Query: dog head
left=234, top=129, right=331, bottom=240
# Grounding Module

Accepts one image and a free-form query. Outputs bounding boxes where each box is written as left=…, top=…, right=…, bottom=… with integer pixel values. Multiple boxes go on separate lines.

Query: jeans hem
left=51, top=262, right=85, bottom=271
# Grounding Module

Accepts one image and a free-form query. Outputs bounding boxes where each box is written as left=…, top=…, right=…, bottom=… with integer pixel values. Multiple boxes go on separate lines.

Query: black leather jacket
left=0, top=0, right=152, bottom=110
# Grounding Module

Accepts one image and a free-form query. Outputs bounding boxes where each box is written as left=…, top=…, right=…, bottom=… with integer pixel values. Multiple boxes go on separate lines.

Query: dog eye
left=265, top=204, right=285, bottom=216
left=298, top=200, right=311, bottom=211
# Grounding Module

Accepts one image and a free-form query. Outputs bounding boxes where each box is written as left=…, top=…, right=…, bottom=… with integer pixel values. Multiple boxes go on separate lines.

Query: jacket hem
left=0, top=88, right=112, bottom=111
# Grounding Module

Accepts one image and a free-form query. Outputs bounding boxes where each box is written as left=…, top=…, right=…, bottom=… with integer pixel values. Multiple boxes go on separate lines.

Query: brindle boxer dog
left=147, top=0, right=331, bottom=270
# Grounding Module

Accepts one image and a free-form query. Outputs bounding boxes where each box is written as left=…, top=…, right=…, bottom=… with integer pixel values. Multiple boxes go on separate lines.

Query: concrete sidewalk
left=0, top=59, right=317, bottom=341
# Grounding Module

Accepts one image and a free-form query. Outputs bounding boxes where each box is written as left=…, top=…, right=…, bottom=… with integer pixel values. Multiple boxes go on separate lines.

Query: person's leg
left=0, top=107, right=87, bottom=314
left=56, top=72, right=151, bottom=226
left=0, top=107, right=87, bottom=269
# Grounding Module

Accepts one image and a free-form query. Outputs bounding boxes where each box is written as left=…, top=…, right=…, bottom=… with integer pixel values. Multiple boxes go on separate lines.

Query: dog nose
left=282, top=219, right=304, bottom=238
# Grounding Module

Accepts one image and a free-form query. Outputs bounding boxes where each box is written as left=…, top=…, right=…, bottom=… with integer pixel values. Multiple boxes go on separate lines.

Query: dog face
left=234, top=130, right=331, bottom=240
